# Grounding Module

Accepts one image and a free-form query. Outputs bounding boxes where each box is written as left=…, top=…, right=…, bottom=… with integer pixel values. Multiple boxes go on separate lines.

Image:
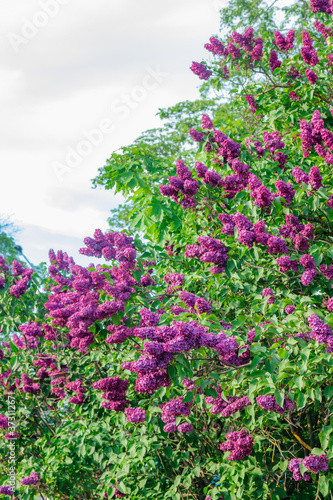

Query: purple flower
left=285, top=305, right=295, bottom=315
left=293, top=234, right=309, bottom=252
left=299, top=254, right=316, bottom=269
left=164, top=422, right=177, bottom=433
left=267, top=236, right=289, bottom=254
left=0, top=486, right=14, bottom=495
left=314, top=20, right=332, bottom=38
left=275, top=181, right=295, bottom=205
left=309, top=166, right=322, bottom=191
left=0, top=414, right=8, bottom=429
left=305, top=68, right=318, bottom=84
left=204, top=36, right=226, bottom=56
left=20, top=472, right=39, bottom=485
left=274, top=30, right=294, bottom=51
left=220, top=430, right=254, bottom=461
left=202, top=114, right=214, bottom=129
left=310, top=0, right=331, bottom=13
left=288, top=459, right=311, bottom=481
left=269, top=50, right=281, bottom=71
left=177, top=422, right=194, bottom=433
left=238, top=230, right=256, bottom=248
left=189, top=129, right=204, bottom=143
left=190, top=62, right=212, bottom=80
left=125, top=407, right=146, bottom=424
left=276, top=256, right=298, bottom=273
left=301, top=269, right=317, bottom=286
left=262, top=288, right=275, bottom=304
left=176, top=159, right=192, bottom=180
left=245, top=95, right=257, bottom=114
left=303, top=454, right=328, bottom=473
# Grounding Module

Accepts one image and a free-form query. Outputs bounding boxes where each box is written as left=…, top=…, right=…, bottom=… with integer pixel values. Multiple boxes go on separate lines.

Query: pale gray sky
left=1, top=0, right=225, bottom=265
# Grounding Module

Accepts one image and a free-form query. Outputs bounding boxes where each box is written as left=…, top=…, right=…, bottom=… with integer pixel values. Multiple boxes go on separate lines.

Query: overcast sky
left=0, top=0, right=225, bottom=266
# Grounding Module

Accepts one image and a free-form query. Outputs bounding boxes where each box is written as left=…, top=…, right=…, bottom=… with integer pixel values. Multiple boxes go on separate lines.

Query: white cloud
left=0, top=0, right=220, bottom=265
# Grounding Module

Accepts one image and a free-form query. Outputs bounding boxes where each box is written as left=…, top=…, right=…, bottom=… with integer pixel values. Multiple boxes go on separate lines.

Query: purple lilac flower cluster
left=20, top=472, right=39, bottom=485
left=0, top=255, right=9, bottom=289
left=323, top=297, right=333, bottom=311
left=314, top=20, right=332, bottom=38
left=274, top=30, right=295, bottom=51
left=300, top=254, right=317, bottom=286
left=285, top=305, right=296, bottom=315
left=9, top=259, right=33, bottom=299
left=245, top=95, right=257, bottom=114
left=289, top=91, right=301, bottom=101
left=220, top=430, right=254, bottom=461
left=92, top=377, right=129, bottom=411
left=164, top=272, right=184, bottom=293
left=245, top=136, right=265, bottom=158
left=288, top=459, right=311, bottom=481
left=0, top=485, right=14, bottom=495
left=159, top=159, right=198, bottom=209
left=161, top=397, right=193, bottom=433
left=248, top=173, right=274, bottom=208
left=179, top=290, right=212, bottom=315
left=185, top=236, right=229, bottom=274
left=205, top=385, right=251, bottom=416
left=0, top=414, right=8, bottom=428
left=288, top=454, right=328, bottom=482
left=190, top=62, right=212, bottom=80
left=204, top=36, right=228, bottom=57
left=43, top=231, right=138, bottom=353
left=320, top=264, right=333, bottom=281
left=308, top=313, right=333, bottom=353
left=66, top=379, right=86, bottom=405
left=301, top=31, right=319, bottom=66
left=230, top=27, right=264, bottom=67
left=256, top=394, right=294, bottom=414
left=305, top=68, right=318, bottom=84
left=15, top=373, right=40, bottom=395
left=220, top=212, right=291, bottom=255
left=310, top=0, right=331, bottom=13
left=262, top=288, right=275, bottom=304
left=106, top=325, right=132, bottom=345
left=11, top=321, right=43, bottom=352
left=278, top=214, right=314, bottom=253
left=269, top=50, right=281, bottom=71
left=124, top=407, right=146, bottom=424
left=246, top=131, right=288, bottom=168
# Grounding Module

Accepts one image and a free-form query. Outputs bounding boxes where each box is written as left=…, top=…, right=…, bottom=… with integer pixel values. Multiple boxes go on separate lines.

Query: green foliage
left=2, top=1, right=333, bottom=499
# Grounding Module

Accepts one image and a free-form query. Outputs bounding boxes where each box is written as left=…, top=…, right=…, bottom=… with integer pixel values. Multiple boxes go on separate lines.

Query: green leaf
left=318, top=475, right=330, bottom=497
left=183, top=392, right=194, bottom=403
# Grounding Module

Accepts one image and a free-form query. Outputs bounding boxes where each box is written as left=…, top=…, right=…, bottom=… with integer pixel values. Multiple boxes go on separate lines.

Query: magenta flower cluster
left=20, top=472, right=39, bottom=485
left=159, top=159, right=198, bottom=209
left=184, top=235, right=229, bottom=274
left=220, top=430, right=254, bottom=461
left=256, top=394, right=294, bottom=414
left=310, top=0, right=331, bottom=13
left=9, top=259, right=33, bottom=299
left=314, top=20, right=332, bottom=39
left=274, top=30, right=295, bottom=51
left=41, top=230, right=140, bottom=354
left=92, top=377, right=129, bottom=411
left=205, top=385, right=251, bottom=417
left=301, top=31, right=319, bottom=66
left=161, top=397, right=193, bottom=433
left=124, top=407, right=146, bottom=424
left=288, top=454, right=328, bottom=482
left=308, top=314, right=333, bottom=353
